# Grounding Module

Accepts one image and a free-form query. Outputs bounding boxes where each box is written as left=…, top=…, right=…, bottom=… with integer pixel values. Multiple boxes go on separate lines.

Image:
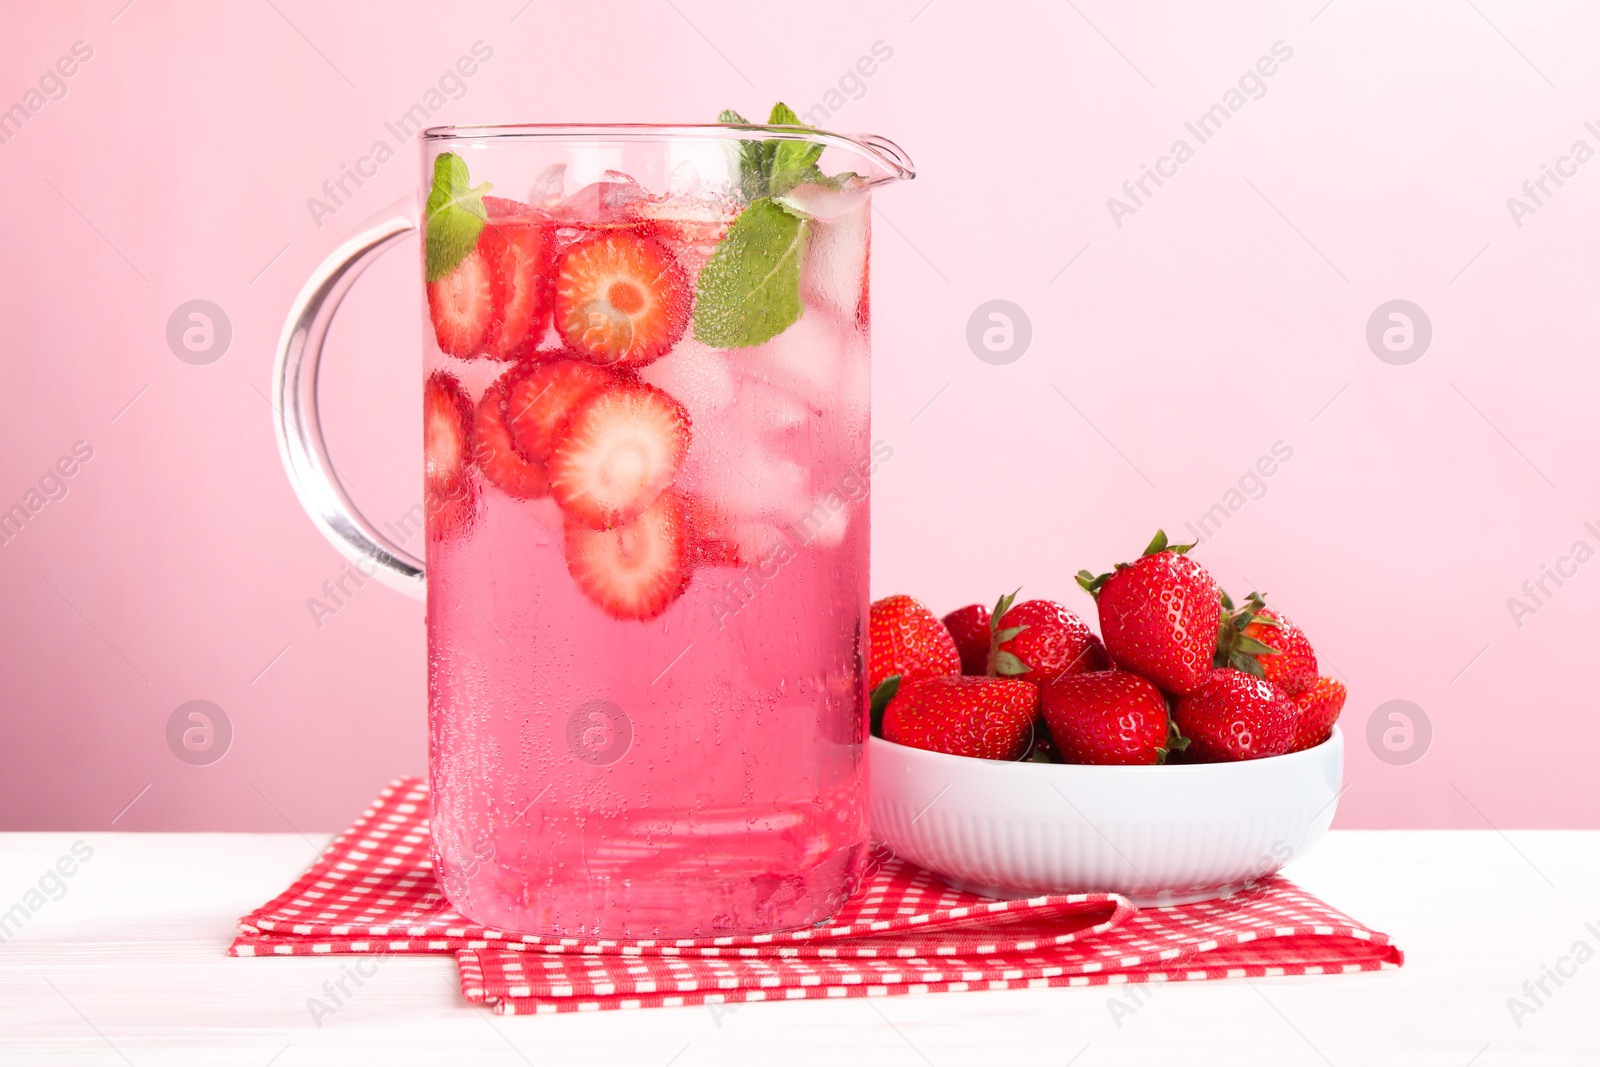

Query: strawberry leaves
left=1079, top=530, right=1197, bottom=599
left=1214, top=588, right=1283, bottom=677
left=985, top=588, right=1033, bottom=677
left=1155, top=718, right=1190, bottom=764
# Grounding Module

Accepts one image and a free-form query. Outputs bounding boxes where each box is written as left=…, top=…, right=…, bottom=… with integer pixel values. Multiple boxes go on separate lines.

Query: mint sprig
left=424, top=152, right=491, bottom=283
left=697, top=102, right=860, bottom=348
left=722, top=102, right=829, bottom=202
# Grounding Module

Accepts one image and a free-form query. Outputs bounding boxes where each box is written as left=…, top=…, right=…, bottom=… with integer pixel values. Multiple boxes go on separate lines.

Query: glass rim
left=421, top=123, right=915, bottom=184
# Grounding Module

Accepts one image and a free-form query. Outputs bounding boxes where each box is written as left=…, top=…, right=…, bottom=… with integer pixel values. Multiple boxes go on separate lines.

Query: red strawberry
left=1290, top=676, right=1347, bottom=752
left=564, top=491, right=689, bottom=620
left=869, top=595, right=962, bottom=693
left=473, top=371, right=548, bottom=500
left=881, top=676, right=1039, bottom=761
left=547, top=382, right=690, bottom=529
left=1213, top=590, right=1318, bottom=696
left=506, top=359, right=616, bottom=461
left=629, top=194, right=738, bottom=252
left=423, top=372, right=476, bottom=537
left=427, top=248, right=494, bottom=358
left=989, top=594, right=1109, bottom=684
left=941, top=603, right=991, bottom=675
left=1077, top=530, right=1221, bottom=695
left=478, top=196, right=553, bottom=360
left=1172, top=668, right=1298, bottom=762
left=1040, top=670, right=1185, bottom=766
left=553, top=230, right=690, bottom=367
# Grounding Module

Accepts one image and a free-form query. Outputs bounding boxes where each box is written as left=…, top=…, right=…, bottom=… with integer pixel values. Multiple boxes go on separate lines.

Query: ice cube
left=742, top=309, right=848, bottom=410
left=638, top=339, right=737, bottom=422
left=790, top=495, right=850, bottom=550
left=677, top=413, right=809, bottom=523
left=779, top=183, right=870, bottom=323
left=528, top=163, right=566, bottom=209
left=552, top=173, right=646, bottom=224
left=738, top=380, right=808, bottom=437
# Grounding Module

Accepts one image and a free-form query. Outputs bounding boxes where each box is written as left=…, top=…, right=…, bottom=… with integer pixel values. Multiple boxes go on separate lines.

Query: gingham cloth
left=232, top=777, right=1403, bottom=1014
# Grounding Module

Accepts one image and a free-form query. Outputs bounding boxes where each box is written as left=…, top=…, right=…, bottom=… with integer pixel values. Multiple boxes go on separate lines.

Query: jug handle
left=272, top=215, right=426, bottom=599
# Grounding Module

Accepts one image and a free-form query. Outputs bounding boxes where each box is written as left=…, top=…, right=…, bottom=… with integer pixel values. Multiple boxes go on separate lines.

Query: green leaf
left=1075, top=570, right=1108, bottom=597
left=993, top=625, right=1027, bottom=643
left=719, top=109, right=748, bottom=124
left=767, top=102, right=824, bottom=195
left=1143, top=530, right=1169, bottom=556
left=1156, top=718, right=1190, bottom=763
left=991, top=588, right=1023, bottom=626
left=1234, top=636, right=1282, bottom=656
left=693, top=197, right=808, bottom=348
left=992, top=651, right=1030, bottom=676
left=869, top=674, right=901, bottom=737
left=423, top=152, right=490, bottom=283
left=1230, top=651, right=1266, bottom=677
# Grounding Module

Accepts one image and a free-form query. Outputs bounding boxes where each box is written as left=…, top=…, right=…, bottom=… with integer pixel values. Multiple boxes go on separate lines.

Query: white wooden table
left=0, top=830, right=1595, bottom=1065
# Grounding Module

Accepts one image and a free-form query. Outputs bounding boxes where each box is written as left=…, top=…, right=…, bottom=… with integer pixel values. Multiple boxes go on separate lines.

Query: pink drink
left=421, top=154, right=878, bottom=937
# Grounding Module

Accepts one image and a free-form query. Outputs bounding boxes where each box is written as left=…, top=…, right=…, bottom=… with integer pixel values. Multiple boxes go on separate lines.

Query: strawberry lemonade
left=418, top=116, right=884, bottom=937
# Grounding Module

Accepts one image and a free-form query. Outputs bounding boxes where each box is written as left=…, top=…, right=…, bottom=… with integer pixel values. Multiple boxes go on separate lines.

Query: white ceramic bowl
left=869, top=727, right=1343, bottom=905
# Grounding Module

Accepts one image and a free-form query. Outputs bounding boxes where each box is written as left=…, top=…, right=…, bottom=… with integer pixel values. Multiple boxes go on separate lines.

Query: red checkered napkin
left=232, top=777, right=1403, bottom=1014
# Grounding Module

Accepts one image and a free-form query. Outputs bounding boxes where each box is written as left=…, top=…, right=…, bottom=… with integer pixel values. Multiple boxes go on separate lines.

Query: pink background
left=2, top=0, right=1595, bottom=831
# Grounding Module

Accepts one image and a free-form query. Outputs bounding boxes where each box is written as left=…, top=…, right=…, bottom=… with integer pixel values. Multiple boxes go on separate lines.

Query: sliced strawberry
left=505, top=359, right=616, bottom=461
left=629, top=194, right=739, bottom=252
left=473, top=370, right=549, bottom=500
left=479, top=196, right=553, bottom=360
left=427, top=248, right=494, bottom=358
left=553, top=231, right=690, bottom=367
left=564, top=491, right=690, bottom=620
left=423, top=372, right=476, bottom=538
left=547, top=382, right=690, bottom=529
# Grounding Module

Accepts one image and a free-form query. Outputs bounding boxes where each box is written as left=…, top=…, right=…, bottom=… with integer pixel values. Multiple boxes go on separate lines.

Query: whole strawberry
left=880, top=676, right=1039, bottom=761
left=1214, top=590, right=1318, bottom=696
left=1172, top=668, right=1298, bottom=762
left=1077, top=531, right=1221, bottom=695
left=989, top=593, right=1109, bottom=684
left=940, top=603, right=992, bottom=675
left=1289, top=676, right=1347, bottom=752
left=869, top=595, right=961, bottom=692
left=1040, top=670, right=1187, bottom=766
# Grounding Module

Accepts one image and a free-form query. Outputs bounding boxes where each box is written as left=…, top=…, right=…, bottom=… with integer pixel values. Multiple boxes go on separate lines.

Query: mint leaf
left=424, top=152, right=490, bottom=283
left=767, top=102, right=824, bottom=195
left=693, top=197, right=807, bottom=348
left=718, top=108, right=775, bottom=201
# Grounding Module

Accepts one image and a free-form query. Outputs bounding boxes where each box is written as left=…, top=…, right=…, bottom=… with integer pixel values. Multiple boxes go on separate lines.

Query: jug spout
left=847, top=133, right=916, bottom=187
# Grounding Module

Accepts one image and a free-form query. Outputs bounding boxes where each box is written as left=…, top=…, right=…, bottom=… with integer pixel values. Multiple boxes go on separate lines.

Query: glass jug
left=273, top=122, right=913, bottom=937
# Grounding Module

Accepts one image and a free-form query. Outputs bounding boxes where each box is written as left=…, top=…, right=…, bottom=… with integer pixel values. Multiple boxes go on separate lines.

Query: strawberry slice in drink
left=473, top=370, right=549, bottom=500
left=426, top=249, right=494, bottom=358
left=547, top=381, right=690, bottom=529
left=553, top=231, right=690, bottom=367
left=505, top=358, right=616, bottom=461
left=478, top=196, right=553, bottom=360
left=423, top=372, right=476, bottom=538
left=565, top=490, right=690, bottom=620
